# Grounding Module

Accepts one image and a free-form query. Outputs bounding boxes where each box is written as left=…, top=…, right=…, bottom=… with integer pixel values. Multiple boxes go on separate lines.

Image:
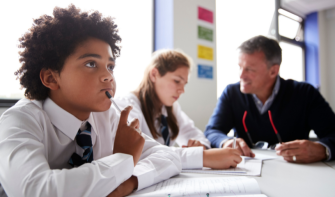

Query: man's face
left=238, top=51, right=273, bottom=95
left=52, top=37, right=115, bottom=115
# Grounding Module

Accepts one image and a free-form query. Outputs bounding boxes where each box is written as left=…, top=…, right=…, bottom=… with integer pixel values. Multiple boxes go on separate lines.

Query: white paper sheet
left=127, top=177, right=262, bottom=197
left=181, top=159, right=262, bottom=176
left=244, top=153, right=279, bottom=161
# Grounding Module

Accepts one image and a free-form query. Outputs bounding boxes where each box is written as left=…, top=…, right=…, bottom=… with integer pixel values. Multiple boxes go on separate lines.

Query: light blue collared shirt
left=252, top=76, right=281, bottom=114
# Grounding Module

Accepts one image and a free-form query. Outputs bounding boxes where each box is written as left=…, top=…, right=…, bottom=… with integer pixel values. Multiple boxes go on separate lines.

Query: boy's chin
left=91, top=103, right=112, bottom=112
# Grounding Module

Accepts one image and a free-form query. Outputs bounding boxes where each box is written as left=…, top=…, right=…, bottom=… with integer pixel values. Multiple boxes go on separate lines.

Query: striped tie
left=160, top=115, right=170, bottom=146
left=68, top=122, right=94, bottom=167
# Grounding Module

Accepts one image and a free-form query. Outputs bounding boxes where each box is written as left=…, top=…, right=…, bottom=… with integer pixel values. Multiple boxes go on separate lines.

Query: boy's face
left=50, top=37, right=115, bottom=118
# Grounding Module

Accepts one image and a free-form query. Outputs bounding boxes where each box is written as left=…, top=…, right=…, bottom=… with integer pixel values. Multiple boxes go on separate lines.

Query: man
left=205, top=35, right=335, bottom=163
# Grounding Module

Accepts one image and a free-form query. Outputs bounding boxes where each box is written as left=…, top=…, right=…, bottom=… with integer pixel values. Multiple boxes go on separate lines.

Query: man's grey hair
left=238, top=35, right=282, bottom=68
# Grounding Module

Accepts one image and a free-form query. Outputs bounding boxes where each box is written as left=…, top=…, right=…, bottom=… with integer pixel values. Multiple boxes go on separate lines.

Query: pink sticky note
left=198, top=7, right=213, bottom=23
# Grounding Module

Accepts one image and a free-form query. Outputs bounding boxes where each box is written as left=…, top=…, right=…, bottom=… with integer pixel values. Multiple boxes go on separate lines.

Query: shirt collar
left=43, top=97, right=97, bottom=140
left=155, top=105, right=168, bottom=119
left=273, top=75, right=281, bottom=94
left=252, top=75, right=281, bottom=101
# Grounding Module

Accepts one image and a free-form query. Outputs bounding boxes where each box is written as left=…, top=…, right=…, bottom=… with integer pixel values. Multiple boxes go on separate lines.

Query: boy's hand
left=113, top=106, right=145, bottom=166
left=203, top=148, right=242, bottom=169
left=107, top=176, right=138, bottom=197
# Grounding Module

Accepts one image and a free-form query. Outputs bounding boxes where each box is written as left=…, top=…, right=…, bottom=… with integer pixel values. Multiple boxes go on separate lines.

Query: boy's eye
left=108, top=64, right=115, bottom=72
left=174, top=80, right=180, bottom=84
left=85, top=62, right=96, bottom=68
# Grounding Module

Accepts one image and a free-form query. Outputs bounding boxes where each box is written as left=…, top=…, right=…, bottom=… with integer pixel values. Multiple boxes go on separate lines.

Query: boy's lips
left=101, top=88, right=114, bottom=95
left=101, top=88, right=113, bottom=91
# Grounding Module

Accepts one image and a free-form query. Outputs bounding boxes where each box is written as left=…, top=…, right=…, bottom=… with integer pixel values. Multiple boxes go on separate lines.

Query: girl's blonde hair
left=135, top=49, right=192, bottom=139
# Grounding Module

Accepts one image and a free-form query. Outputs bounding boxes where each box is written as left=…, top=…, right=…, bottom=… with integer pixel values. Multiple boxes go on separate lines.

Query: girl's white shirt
left=115, top=93, right=211, bottom=169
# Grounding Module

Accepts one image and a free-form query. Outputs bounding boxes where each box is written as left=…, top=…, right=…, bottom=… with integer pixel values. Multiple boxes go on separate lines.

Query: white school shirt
left=115, top=93, right=211, bottom=169
left=0, top=98, right=181, bottom=197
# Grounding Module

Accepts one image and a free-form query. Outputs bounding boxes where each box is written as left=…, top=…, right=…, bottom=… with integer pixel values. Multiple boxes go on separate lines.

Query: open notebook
left=181, top=158, right=262, bottom=176
left=127, top=177, right=267, bottom=197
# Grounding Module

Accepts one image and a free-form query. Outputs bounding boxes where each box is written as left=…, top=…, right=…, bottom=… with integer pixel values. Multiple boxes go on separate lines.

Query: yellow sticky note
left=198, top=45, right=213, bottom=60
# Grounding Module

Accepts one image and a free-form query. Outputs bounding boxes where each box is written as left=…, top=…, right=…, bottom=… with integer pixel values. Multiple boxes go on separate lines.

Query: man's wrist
left=313, top=142, right=327, bottom=161
left=315, top=141, right=331, bottom=161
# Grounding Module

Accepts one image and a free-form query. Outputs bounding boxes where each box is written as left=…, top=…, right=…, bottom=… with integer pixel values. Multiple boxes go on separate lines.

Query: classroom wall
left=173, top=0, right=217, bottom=131
left=319, top=7, right=335, bottom=110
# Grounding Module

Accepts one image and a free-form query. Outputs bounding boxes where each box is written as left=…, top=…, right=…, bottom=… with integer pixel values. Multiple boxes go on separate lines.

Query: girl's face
left=151, top=66, right=189, bottom=107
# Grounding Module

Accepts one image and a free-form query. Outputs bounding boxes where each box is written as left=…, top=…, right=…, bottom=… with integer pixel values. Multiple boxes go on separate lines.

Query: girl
left=116, top=49, right=241, bottom=169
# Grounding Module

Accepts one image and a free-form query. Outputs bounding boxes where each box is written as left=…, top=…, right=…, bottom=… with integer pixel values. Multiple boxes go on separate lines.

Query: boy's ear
left=149, top=68, right=159, bottom=83
left=40, top=69, right=60, bottom=90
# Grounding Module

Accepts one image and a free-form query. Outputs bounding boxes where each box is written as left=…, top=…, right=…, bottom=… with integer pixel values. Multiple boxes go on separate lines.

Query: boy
left=0, top=5, right=181, bottom=197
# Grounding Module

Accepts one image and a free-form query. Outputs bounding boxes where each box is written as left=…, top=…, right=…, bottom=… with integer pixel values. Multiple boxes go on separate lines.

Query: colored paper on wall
left=198, top=45, right=213, bottom=60
left=198, top=26, right=213, bottom=41
left=198, top=65, right=213, bottom=79
left=198, top=7, right=213, bottom=23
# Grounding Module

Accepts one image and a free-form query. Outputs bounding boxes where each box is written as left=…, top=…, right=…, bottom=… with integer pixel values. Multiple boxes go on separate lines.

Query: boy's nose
left=101, top=72, right=114, bottom=82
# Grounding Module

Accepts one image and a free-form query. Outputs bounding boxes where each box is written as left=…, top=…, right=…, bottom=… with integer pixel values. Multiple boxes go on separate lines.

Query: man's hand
left=182, top=139, right=207, bottom=149
left=203, top=148, right=242, bottom=169
left=223, top=138, right=255, bottom=157
left=275, top=140, right=327, bottom=163
left=107, top=176, right=138, bottom=197
left=113, top=106, right=145, bottom=166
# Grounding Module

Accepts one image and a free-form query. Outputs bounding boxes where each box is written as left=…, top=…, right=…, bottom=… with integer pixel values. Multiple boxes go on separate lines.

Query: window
left=0, top=0, right=153, bottom=103
left=216, top=0, right=276, bottom=98
left=279, top=42, right=304, bottom=81
left=278, top=8, right=303, bottom=41
left=278, top=9, right=305, bottom=82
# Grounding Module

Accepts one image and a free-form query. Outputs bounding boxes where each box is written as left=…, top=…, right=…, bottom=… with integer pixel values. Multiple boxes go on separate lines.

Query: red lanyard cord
left=243, top=111, right=248, bottom=132
left=268, top=110, right=282, bottom=144
left=242, top=111, right=254, bottom=146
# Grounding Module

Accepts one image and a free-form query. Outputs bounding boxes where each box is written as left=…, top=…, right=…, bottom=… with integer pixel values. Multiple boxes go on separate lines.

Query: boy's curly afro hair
left=15, top=4, right=121, bottom=100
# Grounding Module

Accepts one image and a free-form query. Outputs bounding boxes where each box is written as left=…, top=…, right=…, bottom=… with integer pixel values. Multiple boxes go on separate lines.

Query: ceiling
left=281, top=0, right=335, bottom=17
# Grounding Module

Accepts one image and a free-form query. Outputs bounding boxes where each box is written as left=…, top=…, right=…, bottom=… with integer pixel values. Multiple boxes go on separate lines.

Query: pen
left=105, top=91, right=142, bottom=135
left=233, top=130, right=237, bottom=149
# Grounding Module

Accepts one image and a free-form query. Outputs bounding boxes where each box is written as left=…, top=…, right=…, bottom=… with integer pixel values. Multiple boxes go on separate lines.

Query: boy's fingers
left=119, top=106, right=132, bottom=125
left=129, top=119, right=139, bottom=129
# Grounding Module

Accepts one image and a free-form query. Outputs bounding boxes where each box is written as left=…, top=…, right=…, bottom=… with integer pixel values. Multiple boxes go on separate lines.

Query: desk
left=172, top=149, right=335, bottom=197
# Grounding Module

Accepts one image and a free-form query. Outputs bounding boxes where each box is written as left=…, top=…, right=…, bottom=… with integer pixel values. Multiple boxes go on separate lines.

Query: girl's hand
left=203, top=148, right=242, bottom=169
left=182, top=139, right=207, bottom=150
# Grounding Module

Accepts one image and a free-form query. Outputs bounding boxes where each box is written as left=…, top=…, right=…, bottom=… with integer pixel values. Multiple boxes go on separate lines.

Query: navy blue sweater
left=204, top=77, right=335, bottom=160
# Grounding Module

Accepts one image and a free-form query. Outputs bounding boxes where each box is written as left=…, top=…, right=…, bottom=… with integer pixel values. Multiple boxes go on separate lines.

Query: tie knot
left=78, top=121, right=92, bottom=135
left=160, top=115, right=170, bottom=146
left=161, top=115, right=168, bottom=124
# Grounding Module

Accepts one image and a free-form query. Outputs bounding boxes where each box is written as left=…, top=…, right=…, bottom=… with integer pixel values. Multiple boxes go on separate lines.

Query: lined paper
left=128, top=177, right=262, bottom=197
left=182, top=159, right=262, bottom=176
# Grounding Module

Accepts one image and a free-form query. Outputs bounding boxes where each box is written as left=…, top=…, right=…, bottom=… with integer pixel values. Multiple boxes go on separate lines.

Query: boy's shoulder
left=2, top=98, right=46, bottom=119
left=0, top=98, right=48, bottom=141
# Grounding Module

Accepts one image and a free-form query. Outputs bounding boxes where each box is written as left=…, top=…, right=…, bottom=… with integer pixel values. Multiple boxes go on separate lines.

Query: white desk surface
left=171, top=149, right=335, bottom=197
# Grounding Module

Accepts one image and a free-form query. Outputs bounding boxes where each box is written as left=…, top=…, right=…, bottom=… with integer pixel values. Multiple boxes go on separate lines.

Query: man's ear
left=149, top=67, right=160, bottom=83
left=270, top=65, right=280, bottom=78
left=40, top=69, right=60, bottom=90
